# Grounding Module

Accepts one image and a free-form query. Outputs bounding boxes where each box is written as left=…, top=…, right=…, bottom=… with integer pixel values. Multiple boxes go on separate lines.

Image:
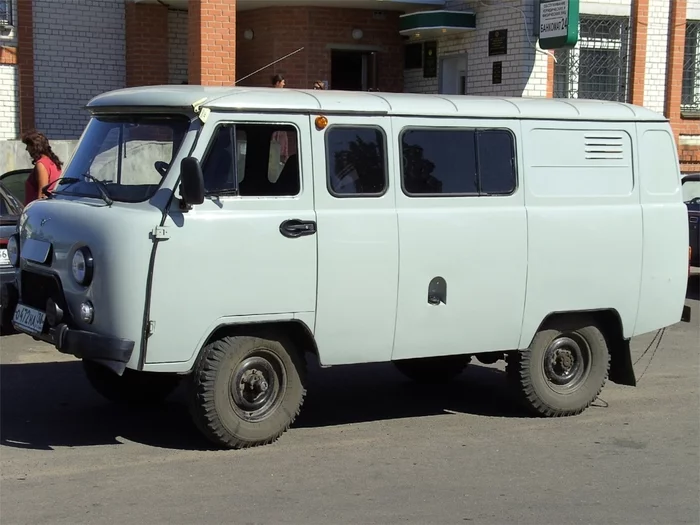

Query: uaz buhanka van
left=1, top=86, right=692, bottom=449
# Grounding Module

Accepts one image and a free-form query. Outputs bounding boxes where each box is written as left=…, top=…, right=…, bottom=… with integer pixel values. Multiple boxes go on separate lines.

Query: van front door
left=144, top=114, right=317, bottom=367
left=310, top=115, right=399, bottom=365
left=390, top=117, right=527, bottom=360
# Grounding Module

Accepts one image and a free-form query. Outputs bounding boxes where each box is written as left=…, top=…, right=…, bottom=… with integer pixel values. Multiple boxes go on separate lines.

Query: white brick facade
left=643, top=0, right=670, bottom=112
left=404, top=0, right=549, bottom=98
left=0, top=0, right=18, bottom=140
left=168, top=9, right=188, bottom=84
left=0, top=65, right=18, bottom=140
left=33, top=0, right=126, bottom=140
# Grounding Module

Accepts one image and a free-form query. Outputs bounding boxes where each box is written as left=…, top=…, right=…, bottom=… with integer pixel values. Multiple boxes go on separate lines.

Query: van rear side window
left=400, top=128, right=517, bottom=196
left=326, top=126, right=387, bottom=197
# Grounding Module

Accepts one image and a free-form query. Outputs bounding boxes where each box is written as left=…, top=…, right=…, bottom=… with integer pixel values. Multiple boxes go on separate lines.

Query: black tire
left=506, top=319, right=610, bottom=417
left=393, top=355, right=471, bottom=384
left=187, top=333, right=306, bottom=449
left=83, top=360, right=182, bottom=405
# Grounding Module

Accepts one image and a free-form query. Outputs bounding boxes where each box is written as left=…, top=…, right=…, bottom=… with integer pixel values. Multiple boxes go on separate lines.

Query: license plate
left=0, top=249, right=8, bottom=266
left=13, top=304, right=46, bottom=335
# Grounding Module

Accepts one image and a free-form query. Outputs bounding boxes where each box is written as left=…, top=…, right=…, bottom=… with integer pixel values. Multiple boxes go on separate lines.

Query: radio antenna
left=235, top=47, right=305, bottom=85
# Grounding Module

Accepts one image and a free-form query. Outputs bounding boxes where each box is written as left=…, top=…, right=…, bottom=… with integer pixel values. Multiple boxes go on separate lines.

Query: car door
left=390, top=117, right=527, bottom=360
left=0, top=168, right=32, bottom=206
left=309, top=115, right=399, bottom=365
left=144, top=113, right=318, bottom=366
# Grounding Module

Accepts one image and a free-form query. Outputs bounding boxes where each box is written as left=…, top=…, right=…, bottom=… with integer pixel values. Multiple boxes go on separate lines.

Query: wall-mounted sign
left=423, top=41, right=437, bottom=78
left=538, top=0, right=579, bottom=49
left=488, top=29, right=508, bottom=56
left=492, top=61, right=503, bottom=84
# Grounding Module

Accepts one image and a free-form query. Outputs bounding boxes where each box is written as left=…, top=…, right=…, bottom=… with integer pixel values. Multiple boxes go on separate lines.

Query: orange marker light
left=315, top=115, right=328, bottom=130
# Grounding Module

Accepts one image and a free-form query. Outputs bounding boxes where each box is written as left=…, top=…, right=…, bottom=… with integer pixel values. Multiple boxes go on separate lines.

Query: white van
left=2, top=86, right=692, bottom=449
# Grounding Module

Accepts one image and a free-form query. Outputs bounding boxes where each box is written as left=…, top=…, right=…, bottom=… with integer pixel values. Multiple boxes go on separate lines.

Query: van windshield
left=54, top=115, right=191, bottom=203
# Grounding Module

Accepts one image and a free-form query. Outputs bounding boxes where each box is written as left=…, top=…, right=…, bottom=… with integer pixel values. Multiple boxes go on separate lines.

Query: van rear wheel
left=393, top=355, right=471, bottom=384
left=83, top=360, right=182, bottom=405
left=188, top=333, right=306, bottom=449
left=506, top=320, right=610, bottom=417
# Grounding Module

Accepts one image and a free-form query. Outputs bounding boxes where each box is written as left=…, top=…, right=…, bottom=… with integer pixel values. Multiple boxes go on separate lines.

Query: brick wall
left=642, top=0, right=669, bottom=112
left=404, top=0, right=548, bottom=97
left=188, top=0, right=236, bottom=85
left=33, top=0, right=125, bottom=139
left=168, top=9, right=188, bottom=84
left=126, top=3, right=168, bottom=87
left=0, top=0, right=18, bottom=139
left=236, top=7, right=403, bottom=92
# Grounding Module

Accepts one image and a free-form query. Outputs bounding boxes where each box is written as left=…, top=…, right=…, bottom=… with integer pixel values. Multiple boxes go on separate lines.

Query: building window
left=682, top=20, right=700, bottom=116
left=0, top=0, right=12, bottom=27
left=554, top=15, right=631, bottom=102
left=400, top=128, right=516, bottom=196
left=326, top=126, right=387, bottom=197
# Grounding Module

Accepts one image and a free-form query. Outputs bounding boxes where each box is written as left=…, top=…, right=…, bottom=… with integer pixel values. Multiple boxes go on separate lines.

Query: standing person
left=21, top=129, right=62, bottom=205
left=271, top=74, right=286, bottom=88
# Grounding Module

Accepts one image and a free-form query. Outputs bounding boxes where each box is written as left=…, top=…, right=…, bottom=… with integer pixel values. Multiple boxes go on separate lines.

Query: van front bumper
left=50, top=323, right=135, bottom=364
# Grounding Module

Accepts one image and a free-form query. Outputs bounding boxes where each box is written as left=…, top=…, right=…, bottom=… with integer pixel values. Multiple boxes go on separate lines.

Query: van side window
left=326, top=126, right=387, bottom=196
left=401, top=128, right=517, bottom=196
left=401, top=129, right=477, bottom=195
left=477, top=130, right=517, bottom=195
left=201, top=123, right=300, bottom=197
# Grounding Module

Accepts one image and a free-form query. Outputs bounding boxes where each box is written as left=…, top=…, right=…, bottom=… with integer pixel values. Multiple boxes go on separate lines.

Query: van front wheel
left=506, top=321, right=610, bottom=417
left=188, top=333, right=306, bottom=449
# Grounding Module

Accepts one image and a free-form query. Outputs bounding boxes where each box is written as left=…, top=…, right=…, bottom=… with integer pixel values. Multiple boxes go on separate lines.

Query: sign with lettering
left=492, top=61, right=502, bottom=84
left=488, top=30, right=508, bottom=56
left=538, top=0, right=579, bottom=49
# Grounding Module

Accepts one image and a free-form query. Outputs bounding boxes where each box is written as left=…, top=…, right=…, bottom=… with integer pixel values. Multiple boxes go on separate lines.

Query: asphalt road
left=1, top=277, right=699, bottom=525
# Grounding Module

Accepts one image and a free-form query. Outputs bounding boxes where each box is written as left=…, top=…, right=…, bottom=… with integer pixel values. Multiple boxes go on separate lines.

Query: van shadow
left=0, top=358, right=525, bottom=452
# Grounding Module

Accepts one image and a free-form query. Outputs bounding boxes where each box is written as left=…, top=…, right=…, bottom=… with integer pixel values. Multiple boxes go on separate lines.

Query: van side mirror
left=179, top=157, right=205, bottom=206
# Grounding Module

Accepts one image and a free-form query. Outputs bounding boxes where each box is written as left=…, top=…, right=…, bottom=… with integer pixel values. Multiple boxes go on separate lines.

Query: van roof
left=87, top=85, right=667, bottom=122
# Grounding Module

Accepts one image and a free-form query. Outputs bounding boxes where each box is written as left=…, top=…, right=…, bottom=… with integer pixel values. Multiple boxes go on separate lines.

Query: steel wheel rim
left=229, top=350, right=286, bottom=422
left=542, top=334, right=591, bottom=393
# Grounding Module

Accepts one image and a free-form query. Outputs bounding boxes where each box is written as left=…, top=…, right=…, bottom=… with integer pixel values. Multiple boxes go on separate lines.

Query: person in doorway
left=313, top=80, right=327, bottom=90
left=272, top=74, right=286, bottom=88
left=21, top=129, right=62, bottom=205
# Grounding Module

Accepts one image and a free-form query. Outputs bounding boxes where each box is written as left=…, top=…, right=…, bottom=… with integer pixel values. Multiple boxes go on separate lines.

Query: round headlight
left=71, top=247, right=94, bottom=285
left=7, top=235, right=19, bottom=267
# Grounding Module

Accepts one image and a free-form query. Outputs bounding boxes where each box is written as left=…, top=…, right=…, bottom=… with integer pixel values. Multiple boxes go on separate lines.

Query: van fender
left=141, top=313, right=318, bottom=374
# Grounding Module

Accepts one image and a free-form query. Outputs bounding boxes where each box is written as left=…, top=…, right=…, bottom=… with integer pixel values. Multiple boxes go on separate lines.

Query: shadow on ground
left=0, top=357, right=525, bottom=452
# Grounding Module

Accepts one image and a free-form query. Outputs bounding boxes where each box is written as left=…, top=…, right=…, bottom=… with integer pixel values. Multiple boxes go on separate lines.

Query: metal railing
left=682, top=20, right=700, bottom=114
left=553, top=15, right=631, bottom=102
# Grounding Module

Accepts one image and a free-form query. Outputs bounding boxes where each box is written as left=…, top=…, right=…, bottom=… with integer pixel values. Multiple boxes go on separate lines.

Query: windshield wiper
left=57, top=175, right=114, bottom=205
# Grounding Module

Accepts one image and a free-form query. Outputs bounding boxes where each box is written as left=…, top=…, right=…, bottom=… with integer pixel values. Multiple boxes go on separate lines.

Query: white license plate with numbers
left=0, top=249, right=9, bottom=266
left=13, top=304, right=46, bottom=335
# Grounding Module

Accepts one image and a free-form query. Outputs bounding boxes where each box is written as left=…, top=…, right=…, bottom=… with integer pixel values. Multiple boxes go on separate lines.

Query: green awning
left=399, top=10, right=476, bottom=37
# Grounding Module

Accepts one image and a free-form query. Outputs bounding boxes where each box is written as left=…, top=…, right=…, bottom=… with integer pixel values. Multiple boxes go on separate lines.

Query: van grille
left=584, top=134, right=625, bottom=160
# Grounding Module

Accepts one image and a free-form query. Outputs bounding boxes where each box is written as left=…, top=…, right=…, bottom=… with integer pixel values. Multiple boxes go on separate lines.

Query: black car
left=683, top=173, right=700, bottom=268
left=0, top=168, right=31, bottom=328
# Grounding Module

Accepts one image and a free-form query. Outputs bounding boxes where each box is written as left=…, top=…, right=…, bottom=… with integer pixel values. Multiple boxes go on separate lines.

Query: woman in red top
left=21, top=129, right=63, bottom=205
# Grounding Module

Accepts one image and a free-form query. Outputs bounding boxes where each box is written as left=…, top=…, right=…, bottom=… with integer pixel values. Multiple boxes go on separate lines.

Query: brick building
left=0, top=0, right=698, bottom=171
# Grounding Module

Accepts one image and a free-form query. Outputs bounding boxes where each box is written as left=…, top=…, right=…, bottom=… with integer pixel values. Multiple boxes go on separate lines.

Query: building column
left=629, top=0, right=650, bottom=105
left=17, top=0, right=34, bottom=133
left=125, top=2, right=169, bottom=87
left=665, top=0, right=699, bottom=172
left=188, top=0, right=236, bottom=86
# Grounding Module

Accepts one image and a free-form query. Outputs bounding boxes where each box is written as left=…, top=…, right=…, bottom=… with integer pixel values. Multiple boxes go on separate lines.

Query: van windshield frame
left=53, top=114, right=192, bottom=204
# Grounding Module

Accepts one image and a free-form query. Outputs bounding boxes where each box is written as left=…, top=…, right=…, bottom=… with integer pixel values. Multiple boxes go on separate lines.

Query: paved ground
left=1, top=277, right=698, bottom=525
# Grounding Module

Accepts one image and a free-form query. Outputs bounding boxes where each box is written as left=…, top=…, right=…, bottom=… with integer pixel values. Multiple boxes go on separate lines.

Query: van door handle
left=280, top=219, right=317, bottom=238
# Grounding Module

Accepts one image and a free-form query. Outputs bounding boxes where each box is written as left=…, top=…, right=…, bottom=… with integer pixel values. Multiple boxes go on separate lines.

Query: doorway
left=440, top=55, right=467, bottom=95
left=330, top=50, right=378, bottom=91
